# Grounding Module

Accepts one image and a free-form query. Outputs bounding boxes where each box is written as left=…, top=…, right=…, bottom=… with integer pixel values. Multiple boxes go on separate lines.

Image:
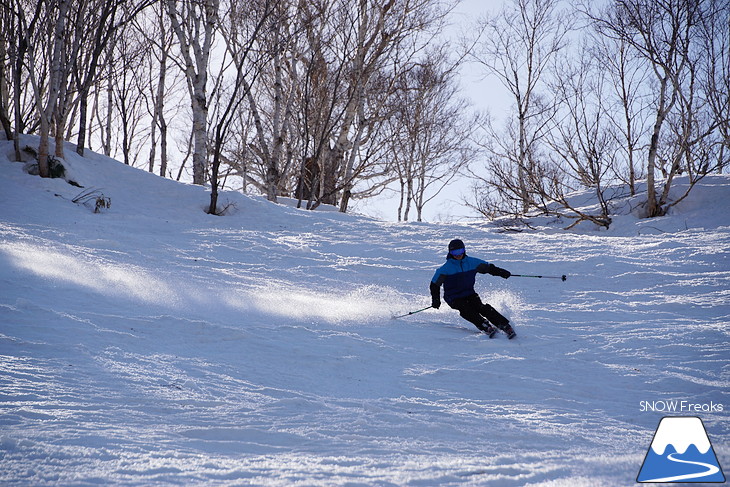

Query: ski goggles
left=449, top=247, right=465, bottom=256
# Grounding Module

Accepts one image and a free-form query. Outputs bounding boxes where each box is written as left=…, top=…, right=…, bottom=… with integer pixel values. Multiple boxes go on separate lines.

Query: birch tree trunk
left=103, top=48, right=114, bottom=156
left=35, top=0, right=69, bottom=178
left=645, top=74, right=675, bottom=217
left=166, top=0, right=219, bottom=185
left=240, top=0, right=299, bottom=203
left=8, top=0, right=29, bottom=162
left=321, top=0, right=393, bottom=209
left=590, top=0, right=700, bottom=218
left=148, top=3, right=170, bottom=175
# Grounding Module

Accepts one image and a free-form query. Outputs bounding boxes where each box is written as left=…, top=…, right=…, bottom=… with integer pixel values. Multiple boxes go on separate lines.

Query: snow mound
left=491, top=175, right=730, bottom=235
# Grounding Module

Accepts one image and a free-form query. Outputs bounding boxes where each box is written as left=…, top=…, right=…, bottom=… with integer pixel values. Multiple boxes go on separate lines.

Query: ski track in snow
left=0, top=139, right=728, bottom=486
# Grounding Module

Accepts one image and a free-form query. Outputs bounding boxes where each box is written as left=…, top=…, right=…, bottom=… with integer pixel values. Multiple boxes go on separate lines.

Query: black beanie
left=448, top=239, right=465, bottom=251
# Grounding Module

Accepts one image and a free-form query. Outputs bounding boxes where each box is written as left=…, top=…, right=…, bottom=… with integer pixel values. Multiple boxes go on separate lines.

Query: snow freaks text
left=640, top=400, right=724, bottom=413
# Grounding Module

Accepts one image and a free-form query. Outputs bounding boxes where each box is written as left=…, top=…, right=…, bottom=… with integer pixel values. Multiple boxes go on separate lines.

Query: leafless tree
left=698, top=0, right=729, bottom=174
left=166, top=0, right=219, bottom=186
left=89, top=39, right=117, bottom=157
left=543, top=43, right=618, bottom=228
left=144, top=3, right=172, bottom=176
left=470, top=0, right=571, bottom=214
left=293, top=0, right=344, bottom=209
left=0, top=0, right=483, bottom=220
left=592, top=31, right=651, bottom=195
left=71, top=0, right=133, bottom=158
left=389, top=48, right=478, bottom=222
left=240, top=0, right=303, bottom=203
left=133, top=1, right=183, bottom=177
left=320, top=0, right=440, bottom=212
left=589, top=0, right=707, bottom=217
left=96, top=20, right=151, bottom=168
left=0, top=4, right=13, bottom=141
left=16, top=0, right=69, bottom=178
left=207, top=0, right=274, bottom=214
left=0, top=0, right=28, bottom=161
left=237, top=0, right=452, bottom=213
left=2, top=0, right=154, bottom=170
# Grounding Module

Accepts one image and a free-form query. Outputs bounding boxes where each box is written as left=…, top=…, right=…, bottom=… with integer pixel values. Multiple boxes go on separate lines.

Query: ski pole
left=512, top=274, right=567, bottom=281
left=392, top=306, right=433, bottom=319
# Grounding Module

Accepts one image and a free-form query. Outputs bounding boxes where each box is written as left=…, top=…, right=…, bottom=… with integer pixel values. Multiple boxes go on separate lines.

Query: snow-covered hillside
left=1, top=138, right=728, bottom=486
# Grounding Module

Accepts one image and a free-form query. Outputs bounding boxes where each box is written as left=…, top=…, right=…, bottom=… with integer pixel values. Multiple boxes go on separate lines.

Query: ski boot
left=503, top=325, right=517, bottom=339
left=477, top=321, right=497, bottom=338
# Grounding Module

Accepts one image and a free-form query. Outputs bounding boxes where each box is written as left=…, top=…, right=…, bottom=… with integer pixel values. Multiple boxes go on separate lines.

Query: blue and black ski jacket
left=430, top=254, right=506, bottom=305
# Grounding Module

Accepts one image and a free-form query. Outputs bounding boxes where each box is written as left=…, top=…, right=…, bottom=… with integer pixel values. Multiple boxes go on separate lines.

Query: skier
left=430, top=239, right=517, bottom=339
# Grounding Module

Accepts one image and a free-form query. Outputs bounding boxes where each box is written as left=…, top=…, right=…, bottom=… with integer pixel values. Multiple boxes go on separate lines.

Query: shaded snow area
left=1, top=138, right=728, bottom=486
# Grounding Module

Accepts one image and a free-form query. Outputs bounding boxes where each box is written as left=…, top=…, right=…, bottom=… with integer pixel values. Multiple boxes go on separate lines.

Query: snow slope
left=1, top=137, right=728, bottom=486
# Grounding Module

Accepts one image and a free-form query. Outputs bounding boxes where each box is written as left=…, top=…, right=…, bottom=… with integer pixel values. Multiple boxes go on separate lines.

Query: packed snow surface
left=1, top=138, right=728, bottom=486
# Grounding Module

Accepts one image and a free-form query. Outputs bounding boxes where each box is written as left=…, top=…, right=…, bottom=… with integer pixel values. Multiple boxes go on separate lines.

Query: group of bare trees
left=471, top=0, right=729, bottom=227
left=1, top=0, right=145, bottom=175
left=2, top=0, right=477, bottom=220
left=3, top=0, right=727, bottom=224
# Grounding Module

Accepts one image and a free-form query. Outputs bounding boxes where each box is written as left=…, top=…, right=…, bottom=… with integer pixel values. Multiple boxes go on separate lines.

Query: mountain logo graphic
left=637, top=416, right=726, bottom=483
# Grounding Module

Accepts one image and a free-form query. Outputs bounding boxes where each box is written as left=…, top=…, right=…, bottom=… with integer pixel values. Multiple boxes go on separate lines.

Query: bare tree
left=592, top=32, right=650, bottom=195
left=17, top=0, right=69, bottom=178
left=4, top=0, right=155, bottom=170
left=326, top=0, right=397, bottom=211
left=470, top=0, right=571, bottom=214
left=239, top=0, right=443, bottom=210
left=134, top=1, right=179, bottom=177
left=147, top=4, right=171, bottom=176
left=321, top=0, right=401, bottom=210
left=0, top=4, right=13, bottom=140
left=698, top=0, right=729, bottom=174
left=166, top=0, right=219, bottom=185
left=293, top=0, right=345, bottom=209
left=207, top=0, right=273, bottom=214
left=543, top=43, right=617, bottom=228
left=389, top=48, right=478, bottom=222
left=590, top=0, right=706, bottom=217
left=89, top=39, right=117, bottom=157
left=240, top=0, right=303, bottom=203
left=1, top=0, right=27, bottom=161
left=101, top=20, right=151, bottom=167
left=71, top=0, right=132, bottom=158
left=300, top=0, right=455, bottom=213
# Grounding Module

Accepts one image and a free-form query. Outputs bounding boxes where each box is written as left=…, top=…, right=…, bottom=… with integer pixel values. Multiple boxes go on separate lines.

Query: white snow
left=1, top=136, right=728, bottom=486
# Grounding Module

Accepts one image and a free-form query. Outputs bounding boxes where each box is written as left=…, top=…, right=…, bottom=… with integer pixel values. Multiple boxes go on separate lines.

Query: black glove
left=487, top=264, right=511, bottom=279
left=429, top=282, right=441, bottom=308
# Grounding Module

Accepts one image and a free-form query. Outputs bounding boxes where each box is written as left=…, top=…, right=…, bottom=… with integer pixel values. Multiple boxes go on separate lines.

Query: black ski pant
left=448, top=293, right=510, bottom=331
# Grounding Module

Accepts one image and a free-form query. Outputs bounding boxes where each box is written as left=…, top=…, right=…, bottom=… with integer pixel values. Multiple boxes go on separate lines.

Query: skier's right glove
left=429, top=282, right=441, bottom=309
